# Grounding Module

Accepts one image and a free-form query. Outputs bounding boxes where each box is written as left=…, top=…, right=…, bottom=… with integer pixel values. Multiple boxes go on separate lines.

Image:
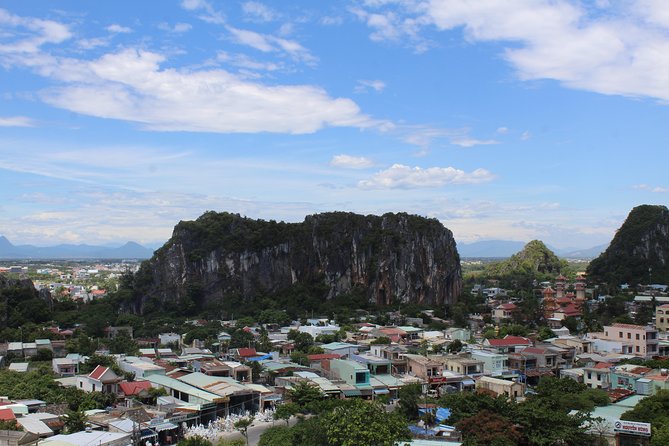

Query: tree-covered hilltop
left=588, top=204, right=669, bottom=287
left=482, top=240, right=569, bottom=287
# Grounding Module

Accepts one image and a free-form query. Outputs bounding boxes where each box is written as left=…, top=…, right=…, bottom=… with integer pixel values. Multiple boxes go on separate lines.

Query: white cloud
left=354, top=1, right=669, bottom=102
left=0, top=116, right=35, bottom=127
left=158, top=22, right=192, bottom=33
left=496, top=126, right=508, bottom=134
left=521, top=130, right=531, bottom=140
left=33, top=48, right=373, bottom=134
left=106, top=24, right=132, bottom=33
left=0, top=11, right=380, bottom=135
left=450, top=138, right=498, bottom=148
left=358, top=164, right=494, bottom=189
left=0, top=8, right=72, bottom=54
left=633, top=184, right=669, bottom=193
left=242, top=2, right=277, bottom=22
left=180, top=0, right=225, bottom=24
left=330, top=154, right=374, bottom=169
left=355, top=79, right=386, bottom=93
left=226, top=26, right=316, bottom=63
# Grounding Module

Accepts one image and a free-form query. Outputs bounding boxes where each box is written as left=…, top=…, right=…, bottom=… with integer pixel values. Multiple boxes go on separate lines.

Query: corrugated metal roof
left=17, top=417, right=53, bottom=435
left=146, top=374, right=220, bottom=402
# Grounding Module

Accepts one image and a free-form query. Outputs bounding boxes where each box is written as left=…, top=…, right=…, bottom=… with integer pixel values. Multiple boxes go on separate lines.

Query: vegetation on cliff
left=131, top=211, right=462, bottom=316
left=588, top=204, right=669, bottom=287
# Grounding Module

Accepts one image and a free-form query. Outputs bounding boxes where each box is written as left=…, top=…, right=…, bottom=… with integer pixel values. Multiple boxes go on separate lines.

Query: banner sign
left=614, top=420, right=651, bottom=436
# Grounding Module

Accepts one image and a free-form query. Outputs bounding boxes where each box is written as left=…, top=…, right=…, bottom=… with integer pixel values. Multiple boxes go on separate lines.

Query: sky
left=0, top=0, right=667, bottom=250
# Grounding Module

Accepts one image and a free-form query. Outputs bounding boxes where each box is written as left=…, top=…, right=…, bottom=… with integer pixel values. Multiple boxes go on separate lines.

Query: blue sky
left=0, top=0, right=667, bottom=249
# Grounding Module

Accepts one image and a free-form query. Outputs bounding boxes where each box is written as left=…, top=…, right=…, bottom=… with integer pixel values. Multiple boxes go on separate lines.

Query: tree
left=321, top=399, right=409, bottom=446
left=258, top=426, right=294, bottom=446
left=290, top=351, right=309, bottom=367
left=370, top=336, right=391, bottom=345
left=177, top=436, right=212, bottom=446
left=287, top=330, right=314, bottom=352
left=62, top=410, right=87, bottom=434
left=286, top=381, right=324, bottom=409
left=274, top=402, right=299, bottom=426
left=234, top=417, right=253, bottom=446
left=397, top=383, right=423, bottom=420
left=0, top=420, right=22, bottom=431
left=446, top=339, right=463, bottom=353
left=456, top=410, right=521, bottom=446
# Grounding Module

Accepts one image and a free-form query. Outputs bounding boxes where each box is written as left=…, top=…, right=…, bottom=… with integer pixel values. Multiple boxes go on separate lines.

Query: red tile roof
left=594, top=362, right=611, bottom=369
left=522, top=347, right=547, bottom=355
left=119, top=381, right=152, bottom=396
left=610, top=323, right=649, bottom=330
left=236, top=348, right=257, bottom=357
left=307, top=353, right=341, bottom=361
left=486, top=336, right=532, bottom=347
left=89, top=365, right=109, bottom=380
left=497, top=303, right=517, bottom=310
left=0, top=408, right=16, bottom=421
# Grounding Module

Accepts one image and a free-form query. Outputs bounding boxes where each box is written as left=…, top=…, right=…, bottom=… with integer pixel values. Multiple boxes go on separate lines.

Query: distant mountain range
left=458, top=239, right=608, bottom=259
left=0, top=236, right=154, bottom=259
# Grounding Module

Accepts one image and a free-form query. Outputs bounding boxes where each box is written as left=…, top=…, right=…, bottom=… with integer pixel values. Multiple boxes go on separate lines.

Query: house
left=655, top=304, right=669, bottom=332
left=329, top=359, right=373, bottom=398
left=320, top=342, right=360, bottom=358
left=590, top=323, right=659, bottom=358
left=118, top=357, right=165, bottom=379
left=159, top=333, right=181, bottom=346
left=476, top=376, right=524, bottom=399
left=368, top=344, right=408, bottom=374
left=104, top=326, right=133, bottom=339
left=436, top=354, right=484, bottom=376
left=470, top=350, right=509, bottom=375
left=403, top=354, right=443, bottom=384
left=52, top=358, right=79, bottom=377
left=77, top=365, right=121, bottom=394
left=583, top=363, right=612, bottom=389
left=41, top=431, right=131, bottom=446
left=8, top=363, right=29, bottom=373
left=197, top=360, right=251, bottom=382
left=118, top=380, right=153, bottom=399
left=493, top=303, right=519, bottom=323
left=444, top=327, right=471, bottom=342
left=483, top=335, right=532, bottom=353
left=229, top=348, right=257, bottom=361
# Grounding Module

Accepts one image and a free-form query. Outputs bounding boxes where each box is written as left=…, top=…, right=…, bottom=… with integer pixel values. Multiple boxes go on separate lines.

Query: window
left=619, top=332, right=623, bottom=338
left=587, top=372, right=592, bottom=379
left=627, top=333, right=631, bottom=339
left=636, top=334, right=640, bottom=340
left=636, top=346, right=640, bottom=352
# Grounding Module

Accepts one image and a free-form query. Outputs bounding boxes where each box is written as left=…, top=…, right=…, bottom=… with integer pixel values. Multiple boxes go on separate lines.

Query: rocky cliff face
left=133, top=212, right=462, bottom=313
left=587, top=205, right=669, bottom=285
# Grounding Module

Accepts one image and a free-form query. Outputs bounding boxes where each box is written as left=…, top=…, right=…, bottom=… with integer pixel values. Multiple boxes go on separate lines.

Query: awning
left=462, top=379, right=475, bottom=386
left=140, top=429, right=158, bottom=440
left=342, top=389, right=361, bottom=397
left=152, top=422, right=179, bottom=432
left=373, top=388, right=390, bottom=395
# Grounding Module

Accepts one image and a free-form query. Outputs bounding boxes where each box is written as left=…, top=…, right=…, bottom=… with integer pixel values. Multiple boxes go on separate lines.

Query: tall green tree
left=321, top=399, right=409, bottom=446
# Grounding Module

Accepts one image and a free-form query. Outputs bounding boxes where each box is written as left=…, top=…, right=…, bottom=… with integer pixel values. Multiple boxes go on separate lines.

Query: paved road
left=216, top=416, right=299, bottom=446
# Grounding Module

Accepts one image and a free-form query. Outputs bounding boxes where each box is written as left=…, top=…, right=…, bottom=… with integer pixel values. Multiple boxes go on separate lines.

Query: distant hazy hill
left=485, top=240, right=568, bottom=277
left=560, top=244, right=608, bottom=259
left=0, top=236, right=154, bottom=259
left=458, top=240, right=526, bottom=258
left=588, top=204, right=669, bottom=285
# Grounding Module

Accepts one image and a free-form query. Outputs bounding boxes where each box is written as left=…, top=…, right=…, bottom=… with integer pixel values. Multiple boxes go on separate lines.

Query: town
left=0, top=249, right=666, bottom=446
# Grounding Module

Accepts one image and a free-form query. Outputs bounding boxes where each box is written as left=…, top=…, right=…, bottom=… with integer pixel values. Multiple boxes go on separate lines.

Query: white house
left=76, top=365, right=121, bottom=394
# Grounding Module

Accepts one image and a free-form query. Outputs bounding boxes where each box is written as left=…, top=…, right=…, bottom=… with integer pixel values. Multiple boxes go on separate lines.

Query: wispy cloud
left=450, top=138, right=498, bottom=148
left=158, top=22, right=192, bottom=33
left=180, top=0, right=225, bottom=25
left=358, top=164, right=494, bottom=189
left=106, top=24, right=131, bottom=33
left=633, top=184, right=669, bottom=193
left=226, top=25, right=316, bottom=64
left=330, top=154, right=374, bottom=169
left=241, top=2, right=277, bottom=23
left=355, top=79, right=386, bottom=93
left=0, top=116, right=36, bottom=127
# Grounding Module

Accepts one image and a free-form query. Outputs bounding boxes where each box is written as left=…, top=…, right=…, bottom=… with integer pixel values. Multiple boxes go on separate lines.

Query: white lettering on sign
left=614, top=420, right=651, bottom=436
